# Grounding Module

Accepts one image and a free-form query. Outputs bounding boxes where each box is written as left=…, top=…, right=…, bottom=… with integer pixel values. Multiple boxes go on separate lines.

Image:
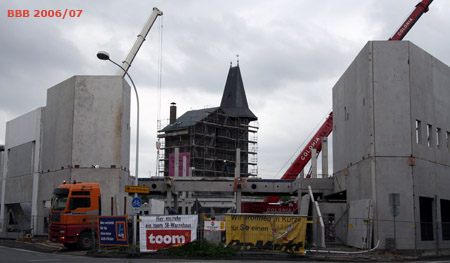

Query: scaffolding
left=157, top=108, right=258, bottom=178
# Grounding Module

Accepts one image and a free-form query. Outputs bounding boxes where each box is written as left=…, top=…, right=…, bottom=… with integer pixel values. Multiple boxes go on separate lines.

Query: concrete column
left=31, top=141, right=40, bottom=235
left=31, top=172, right=39, bottom=235
left=174, top=148, right=179, bottom=211
left=174, top=148, right=179, bottom=178
left=173, top=194, right=178, bottom=211
left=166, top=190, right=172, bottom=213
left=311, top=149, right=317, bottom=178
left=0, top=150, right=7, bottom=233
left=187, top=167, right=193, bottom=214
left=182, top=156, right=187, bottom=178
left=181, top=156, right=187, bottom=214
left=235, top=148, right=241, bottom=213
left=321, top=137, right=328, bottom=178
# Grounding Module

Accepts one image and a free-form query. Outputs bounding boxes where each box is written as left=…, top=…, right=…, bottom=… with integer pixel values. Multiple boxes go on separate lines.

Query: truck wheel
left=77, top=232, right=94, bottom=250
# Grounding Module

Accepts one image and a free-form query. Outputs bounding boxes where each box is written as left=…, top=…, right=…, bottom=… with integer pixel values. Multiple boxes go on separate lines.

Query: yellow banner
left=225, top=214, right=306, bottom=254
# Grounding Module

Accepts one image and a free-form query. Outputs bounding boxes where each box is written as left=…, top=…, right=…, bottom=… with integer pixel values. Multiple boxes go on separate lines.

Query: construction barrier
left=225, top=214, right=307, bottom=255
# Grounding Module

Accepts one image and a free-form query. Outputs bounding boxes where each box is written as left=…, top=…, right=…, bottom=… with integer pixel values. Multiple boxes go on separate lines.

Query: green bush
left=164, top=240, right=237, bottom=258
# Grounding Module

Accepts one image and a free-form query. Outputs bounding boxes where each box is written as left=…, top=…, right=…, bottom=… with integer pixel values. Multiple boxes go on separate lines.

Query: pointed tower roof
left=220, top=65, right=257, bottom=121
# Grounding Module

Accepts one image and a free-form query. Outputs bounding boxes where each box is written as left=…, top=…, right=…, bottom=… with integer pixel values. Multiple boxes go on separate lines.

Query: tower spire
left=219, top=63, right=257, bottom=121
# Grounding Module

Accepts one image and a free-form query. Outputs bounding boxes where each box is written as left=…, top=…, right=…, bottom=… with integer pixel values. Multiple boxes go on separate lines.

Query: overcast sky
left=1, top=0, right=450, bottom=179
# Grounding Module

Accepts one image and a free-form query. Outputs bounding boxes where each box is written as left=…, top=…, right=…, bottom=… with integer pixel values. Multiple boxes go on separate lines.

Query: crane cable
left=156, top=15, right=164, bottom=176
left=157, top=15, right=164, bottom=125
left=272, top=109, right=332, bottom=179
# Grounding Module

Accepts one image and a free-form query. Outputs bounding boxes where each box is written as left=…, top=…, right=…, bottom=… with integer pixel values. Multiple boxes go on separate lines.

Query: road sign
left=132, top=197, right=142, bottom=208
left=133, top=207, right=141, bottom=214
left=125, top=185, right=150, bottom=194
left=390, top=206, right=400, bottom=217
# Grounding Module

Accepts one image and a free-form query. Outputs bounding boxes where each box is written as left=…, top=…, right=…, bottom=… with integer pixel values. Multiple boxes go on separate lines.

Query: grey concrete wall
left=41, top=77, right=75, bottom=172
left=332, top=42, right=374, bottom=173
left=317, top=202, right=347, bottom=244
left=71, top=76, right=130, bottom=169
left=374, top=157, right=415, bottom=250
left=7, top=142, right=33, bottom=178
left=40, top=75, right=130, bottom=172
left=372, top=41, right=412, bottom=156
left=409, top=43, right=450, bottom=164
left=0, top=108, right=43, bottom=236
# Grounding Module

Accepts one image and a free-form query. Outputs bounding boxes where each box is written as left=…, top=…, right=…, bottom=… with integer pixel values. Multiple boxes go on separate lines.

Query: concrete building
left=332, top=41, right=450, bottom=252
left=0, top=75, right=133, bottom=236
left=0, top=109, right=43, bottom=236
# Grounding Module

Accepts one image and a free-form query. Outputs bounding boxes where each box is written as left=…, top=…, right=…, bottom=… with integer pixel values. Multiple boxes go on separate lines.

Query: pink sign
left=169, top=152, right=190, bottom=177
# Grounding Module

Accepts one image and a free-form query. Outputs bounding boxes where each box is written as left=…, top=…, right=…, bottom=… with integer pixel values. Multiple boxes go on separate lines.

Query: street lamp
left=97, top=51, right=140, bottom=251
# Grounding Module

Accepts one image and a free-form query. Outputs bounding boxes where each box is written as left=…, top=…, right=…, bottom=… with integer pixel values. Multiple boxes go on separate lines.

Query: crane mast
left=117, top=7, right=163, bottom=77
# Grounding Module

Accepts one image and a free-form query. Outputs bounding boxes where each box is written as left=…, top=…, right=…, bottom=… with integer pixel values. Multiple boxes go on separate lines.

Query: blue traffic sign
left=132, top=197, right=142, bottom=208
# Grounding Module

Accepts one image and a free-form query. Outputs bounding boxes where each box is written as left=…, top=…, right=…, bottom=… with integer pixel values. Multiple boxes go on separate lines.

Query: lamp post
left=97, top=51, right=140, bottom=251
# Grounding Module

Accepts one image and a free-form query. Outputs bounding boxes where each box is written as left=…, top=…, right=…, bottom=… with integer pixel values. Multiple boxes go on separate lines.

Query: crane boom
left=117, top=7, right=163, bottom=77
left=389, top=0, right=433, bottom=41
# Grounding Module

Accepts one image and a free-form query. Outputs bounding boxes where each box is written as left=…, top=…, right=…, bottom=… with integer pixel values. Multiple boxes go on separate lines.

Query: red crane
left=390, top=0, right=433, bottom=41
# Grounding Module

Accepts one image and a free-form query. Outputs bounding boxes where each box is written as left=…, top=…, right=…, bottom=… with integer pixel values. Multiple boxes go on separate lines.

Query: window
left=51, top=188, right=69, bottom=211
left=69, top=198, right=91, bottom=210
left=427, top=124, right=433, bottom=148
left=415, top=120, right=422, bottom=144
left=71, top=191, right=90, bottom=196
left=436, top=128, right=442, bottom=149
left=441, top=199, right=450, bottom=240
left=419, top=196, right=434, bottom=241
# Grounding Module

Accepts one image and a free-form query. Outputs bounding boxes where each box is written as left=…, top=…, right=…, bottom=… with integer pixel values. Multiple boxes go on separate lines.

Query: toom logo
left=146, top=230, right=191, bottom=250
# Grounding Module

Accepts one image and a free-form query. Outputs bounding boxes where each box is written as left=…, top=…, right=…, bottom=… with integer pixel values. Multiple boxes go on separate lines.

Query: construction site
left=1, top=0, right=450, bottom=258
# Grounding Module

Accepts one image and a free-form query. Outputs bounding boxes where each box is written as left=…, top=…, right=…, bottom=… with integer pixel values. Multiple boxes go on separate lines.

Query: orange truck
left=48, top=181, right=101, bottom=250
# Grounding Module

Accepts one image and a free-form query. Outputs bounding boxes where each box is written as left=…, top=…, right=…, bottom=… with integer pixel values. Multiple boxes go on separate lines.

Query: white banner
left=139, top=215, right=198, bottom=252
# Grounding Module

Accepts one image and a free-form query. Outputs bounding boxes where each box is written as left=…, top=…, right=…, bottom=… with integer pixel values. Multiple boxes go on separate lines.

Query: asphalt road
left=2, top=239, right=450, bottom=262
left=0, top=245, right=312, bottom=263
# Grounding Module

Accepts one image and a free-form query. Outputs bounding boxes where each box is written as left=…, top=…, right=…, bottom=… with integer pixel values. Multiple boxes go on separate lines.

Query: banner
left=225, top=214, right=306, bottom=254
left=139, top=215, right=198, bottom=252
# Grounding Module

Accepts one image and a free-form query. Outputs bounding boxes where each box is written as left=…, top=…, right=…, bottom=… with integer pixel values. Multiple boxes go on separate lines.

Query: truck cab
left=49, top=181, right=101, bottom=250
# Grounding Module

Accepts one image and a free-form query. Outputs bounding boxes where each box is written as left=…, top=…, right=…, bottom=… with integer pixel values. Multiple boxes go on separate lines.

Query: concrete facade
left=0, top=108, right=43, bottom=235
left=0, top=75, right=133, bottom=236
left=37, top=75, right=132, bottom=234
left=333, top=41, right=450, bottom=252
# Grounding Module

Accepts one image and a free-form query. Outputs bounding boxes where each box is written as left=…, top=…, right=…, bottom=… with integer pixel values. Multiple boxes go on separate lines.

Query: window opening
left=436, top=127, right=441, bottom=149
left=419, top=196, right=434, bottom=241
left=441, top=199, right=450, bottom=240
left=427, top=124, right=433, bottom=148
left=415, top=120, right=422, bottom=144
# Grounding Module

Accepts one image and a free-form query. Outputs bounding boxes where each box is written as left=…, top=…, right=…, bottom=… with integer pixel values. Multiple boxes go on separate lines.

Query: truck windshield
left=51, top=188, right=69, bottom=211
